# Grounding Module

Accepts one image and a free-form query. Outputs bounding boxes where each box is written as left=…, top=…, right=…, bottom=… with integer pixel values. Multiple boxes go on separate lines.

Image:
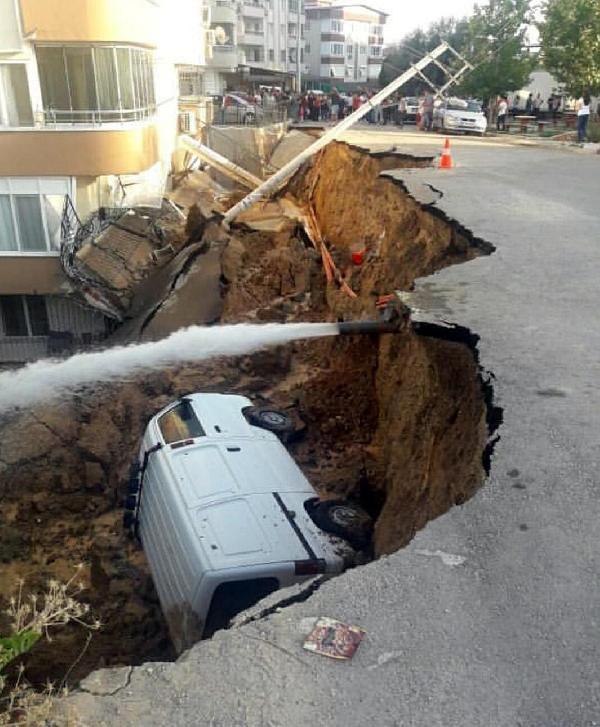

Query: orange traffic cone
left=439, top=137, right=453, bottom=169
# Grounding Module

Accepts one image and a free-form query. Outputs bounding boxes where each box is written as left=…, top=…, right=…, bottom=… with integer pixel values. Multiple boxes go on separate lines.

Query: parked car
left=404, top=96, right=419, bottom=124
left=220, top=92, right=263, bottom=124
left=124, top=393, right=372, bottom=652
left=432, top=97, right=487, bottom=135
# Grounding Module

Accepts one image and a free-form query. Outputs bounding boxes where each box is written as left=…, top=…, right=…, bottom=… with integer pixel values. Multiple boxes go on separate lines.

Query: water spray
left=0, top=310, right=404, bottom=412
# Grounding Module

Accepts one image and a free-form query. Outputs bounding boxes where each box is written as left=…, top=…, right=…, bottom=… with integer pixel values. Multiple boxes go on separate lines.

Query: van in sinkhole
left=124, top=393, right=372, bottom=652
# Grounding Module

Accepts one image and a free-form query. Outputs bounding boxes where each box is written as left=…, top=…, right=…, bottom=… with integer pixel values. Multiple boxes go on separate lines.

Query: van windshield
left=159, top=400, right=205, bottom=444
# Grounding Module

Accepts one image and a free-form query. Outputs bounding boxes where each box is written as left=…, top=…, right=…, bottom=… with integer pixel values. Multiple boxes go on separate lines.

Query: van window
left=204, top=578, right=279, bottom=638
left=158, top=400, right=205, bottom=444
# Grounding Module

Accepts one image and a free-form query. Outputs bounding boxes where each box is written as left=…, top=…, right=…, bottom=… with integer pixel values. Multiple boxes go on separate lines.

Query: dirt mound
left=0, top=142, right=499, bottom=687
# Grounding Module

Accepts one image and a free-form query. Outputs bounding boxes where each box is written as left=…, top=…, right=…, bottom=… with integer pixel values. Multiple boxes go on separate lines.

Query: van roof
left=150, top=394, right=342, bottom=571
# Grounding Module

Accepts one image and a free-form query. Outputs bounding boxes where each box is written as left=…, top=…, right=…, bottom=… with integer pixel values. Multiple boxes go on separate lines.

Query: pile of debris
left=61, top=202, right=190, bottom=320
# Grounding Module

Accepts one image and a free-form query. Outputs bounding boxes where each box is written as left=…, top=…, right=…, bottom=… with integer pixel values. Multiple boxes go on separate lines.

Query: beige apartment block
left=0, top=0, right=209, bottom=363
left=304, top=1, right=387, bottom=88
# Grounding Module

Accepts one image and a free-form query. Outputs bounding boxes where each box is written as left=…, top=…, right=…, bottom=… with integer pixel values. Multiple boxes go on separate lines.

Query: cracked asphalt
left=61, top=131, right=600, bottom=727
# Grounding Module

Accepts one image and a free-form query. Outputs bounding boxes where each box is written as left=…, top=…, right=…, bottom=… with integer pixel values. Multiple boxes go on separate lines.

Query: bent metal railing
left=59, top=197, right=130, bottom=320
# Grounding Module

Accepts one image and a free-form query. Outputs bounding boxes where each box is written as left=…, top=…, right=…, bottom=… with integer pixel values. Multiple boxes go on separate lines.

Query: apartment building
left=0, top=0, right=209, bottom=363
left=206, top=0, right=307, bottom=94
left=304, top=1, right=387, bottom=88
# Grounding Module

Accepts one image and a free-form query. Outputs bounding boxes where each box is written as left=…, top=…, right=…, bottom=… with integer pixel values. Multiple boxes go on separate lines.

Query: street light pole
left=296, top=0, right=302, bottom=93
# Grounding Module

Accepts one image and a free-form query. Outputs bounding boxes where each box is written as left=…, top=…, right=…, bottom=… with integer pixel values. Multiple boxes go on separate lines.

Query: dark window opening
left=1, top=296, right=27, bottom=336
left=204, top=578, right=280, bottom=638
left=0, top=295, right=49, bottom=337
left=26, top=296, right=49, bottom=335
left=159, top=399, right=205, bottom=444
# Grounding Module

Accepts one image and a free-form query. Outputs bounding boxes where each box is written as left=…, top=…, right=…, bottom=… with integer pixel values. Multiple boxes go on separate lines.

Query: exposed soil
left=0, top=141, right=499, bottom=689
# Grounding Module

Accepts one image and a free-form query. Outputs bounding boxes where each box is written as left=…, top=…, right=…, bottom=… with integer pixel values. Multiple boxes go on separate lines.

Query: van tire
left=244, top=407, right=294, bottom=435
left=307, top=499, right=373, bottom=549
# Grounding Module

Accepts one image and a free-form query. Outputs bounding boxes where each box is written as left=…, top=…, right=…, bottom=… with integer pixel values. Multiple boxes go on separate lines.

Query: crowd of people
left=243, top=84, right=595, bottom=144
left=292, top=90, right=414, bottom=127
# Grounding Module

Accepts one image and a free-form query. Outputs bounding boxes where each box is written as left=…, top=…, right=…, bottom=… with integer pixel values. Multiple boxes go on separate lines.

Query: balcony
left=0, top=258, right=64, bottom=295
left=19, top=0, right=161, bottom=47
left=211, top=1, right=237, bottom=25
left=208, top=45, right=241, bottom=71
left=242, top=1, right=266, bottom=18
left=239, top=31, right=265, bottom=46
left=0, top=125, right=159, bottom=177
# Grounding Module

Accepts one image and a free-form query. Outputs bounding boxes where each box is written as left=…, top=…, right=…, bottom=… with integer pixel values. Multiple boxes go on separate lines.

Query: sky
left=372, top=0, right=479, bottom=43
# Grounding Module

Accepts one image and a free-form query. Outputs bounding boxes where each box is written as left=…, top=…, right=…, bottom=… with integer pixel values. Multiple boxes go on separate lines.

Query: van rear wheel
left=244, top=407, right=294, bottom=434
left=307, top=499, right=373, bottom=549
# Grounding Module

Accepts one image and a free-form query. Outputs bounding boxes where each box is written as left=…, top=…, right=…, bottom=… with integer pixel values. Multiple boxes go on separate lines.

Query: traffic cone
left=439, top=137, right=453, bottom=169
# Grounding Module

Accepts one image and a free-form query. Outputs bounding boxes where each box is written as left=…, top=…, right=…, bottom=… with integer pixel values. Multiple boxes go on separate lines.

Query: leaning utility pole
left=223, top=41, right=472, bottom=226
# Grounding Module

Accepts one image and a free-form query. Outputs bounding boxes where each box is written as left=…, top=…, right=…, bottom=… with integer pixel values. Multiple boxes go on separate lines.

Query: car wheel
left=306, top=499, right=373, bottom=549
left=244, top=406, right=294, bottom=434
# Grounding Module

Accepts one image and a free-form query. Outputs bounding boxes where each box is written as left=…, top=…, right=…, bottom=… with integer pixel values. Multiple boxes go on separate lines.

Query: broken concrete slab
left=141, top=244, right=224, bottom=341
left=269, top=129, right=317, bottom=170
left=65, top=205, right=188, bottom=316
left=235, top=196, right=305, bottom=233
left=169, top=170, right=229, bottom=216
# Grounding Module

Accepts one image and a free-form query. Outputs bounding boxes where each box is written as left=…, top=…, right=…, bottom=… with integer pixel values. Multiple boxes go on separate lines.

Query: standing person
left=525, top=93, right=534, bottom=114
left=423, top=91, right=434, bottom=131
left=397, top=95, right=406, bottom=127
left=496, top=95, right=508, bottom=132
left=576, top=92, right=591, bottom=143
left=300, top=94, right=308, bottom=122
left=331, top=94, right=339, bottom=122
left=416, top=93, right=424, bottom=129
left=553, top=95, right=561, bottom=123
left=313, top=93, right=321, bottom=121
left=533, top=93, right=542, bottom=117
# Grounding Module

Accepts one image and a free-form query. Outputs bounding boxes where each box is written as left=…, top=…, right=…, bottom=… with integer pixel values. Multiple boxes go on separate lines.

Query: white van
left=124, top=393, right=371, bottom=653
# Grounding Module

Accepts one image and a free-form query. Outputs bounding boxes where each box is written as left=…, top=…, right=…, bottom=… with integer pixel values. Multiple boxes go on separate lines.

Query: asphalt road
left=64, top=131, right=600, bottom=727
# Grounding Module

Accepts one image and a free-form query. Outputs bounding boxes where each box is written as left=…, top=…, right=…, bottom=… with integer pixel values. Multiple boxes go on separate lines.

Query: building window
left=0, top=64, right=33, bottom=127
left=332, top=43, right=344, bottom=56
left=178, top=67, right=203, bottom=97
left=269, top=49, right=275, bottom=62
left=346, top=45, right=353, bottom=59
left=360, top=46, right=366, bottom=55
left=289, top=0, right=298, bottom=11
left=331, top=20, right=343, bottom=33
left=0, top=296, right=49, bottom=337
left=0, top=178, right=69, bottom=254
left=281, top=50, right=286, bottom=63
left=36, top=45, right=155, bottom=124
left=305, top=43, right=311, bottom=54
left=371, top=46, right=381, bottom=57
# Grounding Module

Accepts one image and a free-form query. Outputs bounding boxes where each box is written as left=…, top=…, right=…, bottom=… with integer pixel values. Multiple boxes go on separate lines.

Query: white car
left=433, top=98, right=487, bottom=135
left=124, top=393, right=372, bottom=652
left=220, top=92, right=263, bottom=124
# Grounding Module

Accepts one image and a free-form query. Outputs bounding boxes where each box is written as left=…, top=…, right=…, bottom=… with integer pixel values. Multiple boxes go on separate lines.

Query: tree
left=458, top=0, right=535, bottom=108
left=381, top=1, right=535, bottom=109
left=539, top=0, right=600, bottom=95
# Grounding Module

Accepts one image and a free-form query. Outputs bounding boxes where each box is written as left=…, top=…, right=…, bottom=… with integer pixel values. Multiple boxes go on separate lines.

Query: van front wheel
left=244, top=407, right=294, bottom=435
left=307, top=499, right=373, bottom=549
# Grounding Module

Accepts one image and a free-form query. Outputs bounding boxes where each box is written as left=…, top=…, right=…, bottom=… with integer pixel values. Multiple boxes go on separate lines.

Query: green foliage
left=458, top=0, right=535, bottom=102
left=0, top=630, right=41, bottom=674
left=381, top=0, right=535, bottom=103
left=539, top=0, right=600, bottom=95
